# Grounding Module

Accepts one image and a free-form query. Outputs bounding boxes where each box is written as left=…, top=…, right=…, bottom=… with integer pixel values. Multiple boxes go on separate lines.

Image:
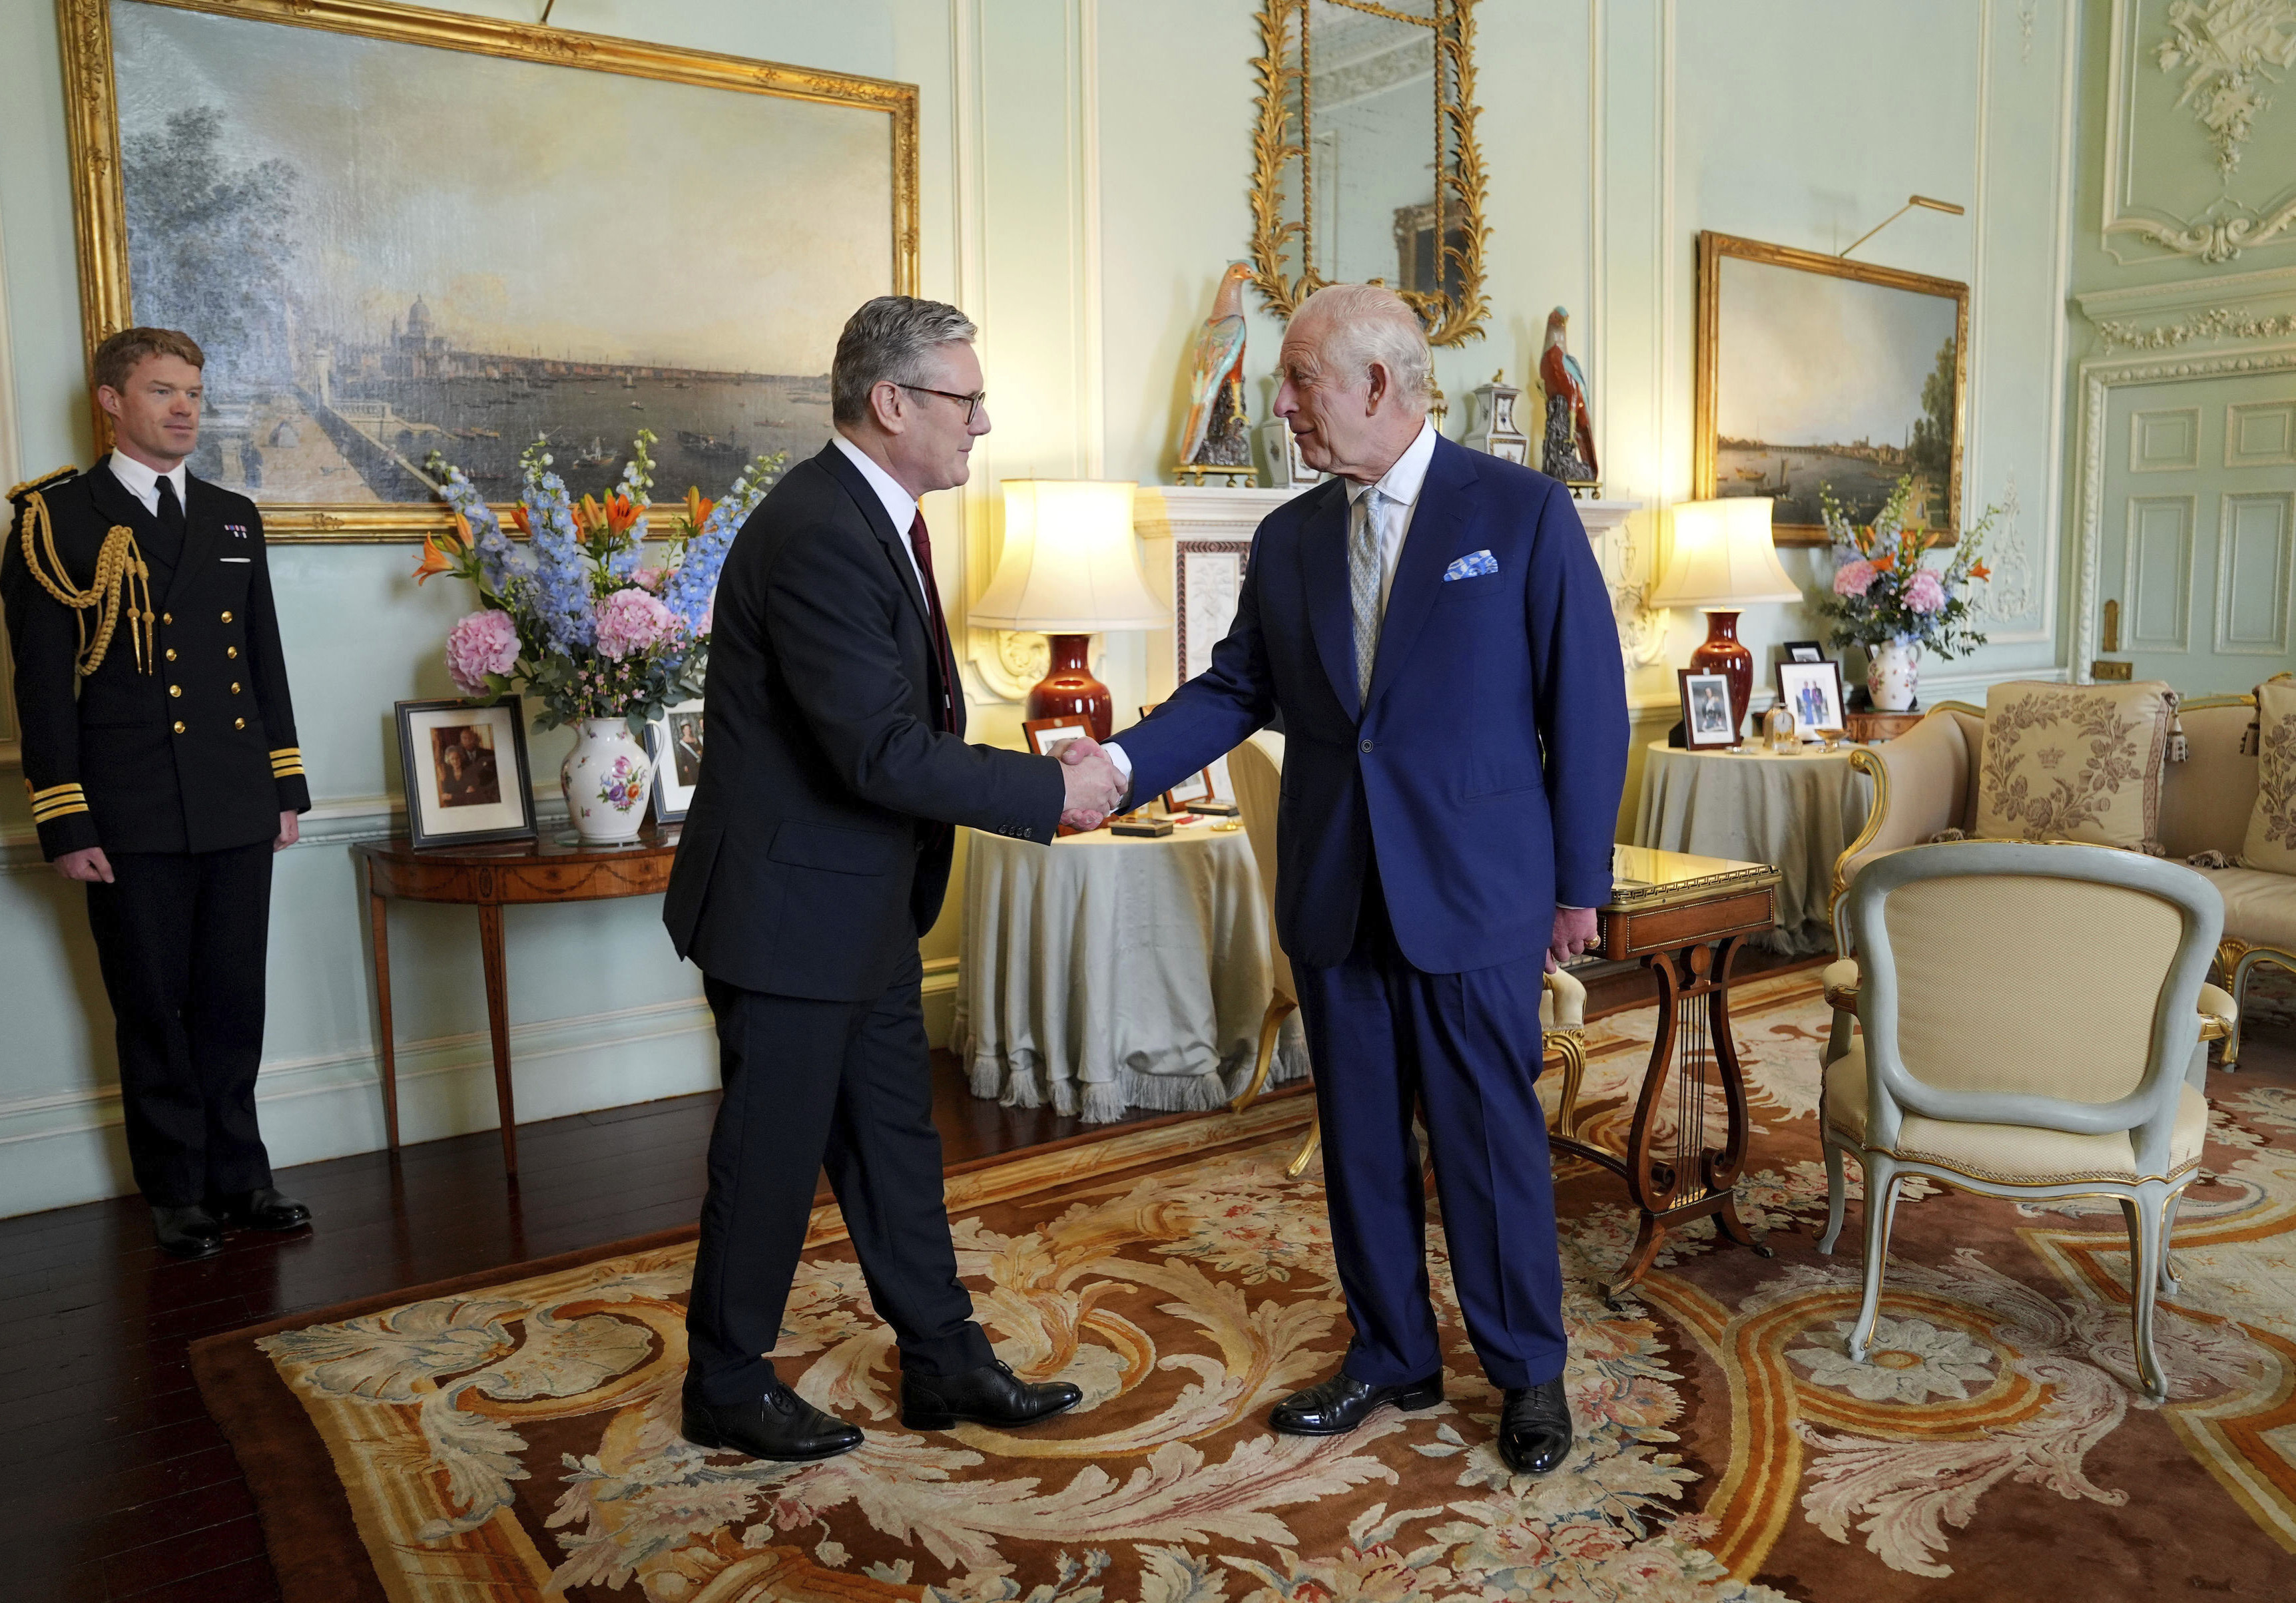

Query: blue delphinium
left=519, top=439, right=596, bottom=654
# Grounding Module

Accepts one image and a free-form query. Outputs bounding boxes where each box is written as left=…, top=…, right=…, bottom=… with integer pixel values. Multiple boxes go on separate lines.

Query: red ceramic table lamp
left=969, top=480, right=1170, bottom=740
left=1647, top=498, right=1800, bottom=742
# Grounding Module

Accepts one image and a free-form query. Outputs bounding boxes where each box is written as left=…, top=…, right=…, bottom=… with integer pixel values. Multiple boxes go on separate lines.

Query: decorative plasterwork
left=2153, top=0, right=2296, bottom=176
left=2076, top=262, right=2296, bottom=351
left=2070, top=342, right=2296, bottom=678
left=2103, top=0, right=2296, bottom=264
left=2093, top=306, right=2296, bottom=350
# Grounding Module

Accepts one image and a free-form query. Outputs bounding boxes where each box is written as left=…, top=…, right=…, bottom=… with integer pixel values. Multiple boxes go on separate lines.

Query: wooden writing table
left=355, top=825, right=681, bottom=1178
left=1552, top=844, right=1784, bottom=1303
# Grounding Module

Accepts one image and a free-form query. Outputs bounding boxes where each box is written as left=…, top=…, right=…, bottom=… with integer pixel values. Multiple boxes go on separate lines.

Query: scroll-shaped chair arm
left=2197, top=982, right=2236, bottom=1044
left=1830, top=716, right=1972, bottom=924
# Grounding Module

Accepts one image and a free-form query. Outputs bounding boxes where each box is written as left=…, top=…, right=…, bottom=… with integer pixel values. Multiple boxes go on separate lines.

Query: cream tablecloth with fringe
left=1633, top=738, right=1874, bottom=954
left=956, top=822, right=1309, bottom=1123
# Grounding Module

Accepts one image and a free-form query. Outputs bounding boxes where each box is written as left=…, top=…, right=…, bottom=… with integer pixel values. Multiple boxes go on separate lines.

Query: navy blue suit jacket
left=1116, top=436, right=1628, bottom=975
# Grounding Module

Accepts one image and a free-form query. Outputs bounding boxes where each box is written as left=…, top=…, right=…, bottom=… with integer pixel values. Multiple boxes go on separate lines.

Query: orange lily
left=1874, top=552, right=1896, bottom=572
left=1970, top=561, right=1992, bottom=581
left=412, top=531, right=456, bottom=584
left=575, top=493, right=604, bottom=535
left=606, top=491, right=639, bottom=535
left=684, top=487, right=715, bottom=530
left=511, top=503, right=533, bottom=537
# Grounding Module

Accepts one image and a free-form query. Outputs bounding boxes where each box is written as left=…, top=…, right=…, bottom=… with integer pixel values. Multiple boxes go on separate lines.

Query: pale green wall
left=0, top=0, right=2090, bottom=1216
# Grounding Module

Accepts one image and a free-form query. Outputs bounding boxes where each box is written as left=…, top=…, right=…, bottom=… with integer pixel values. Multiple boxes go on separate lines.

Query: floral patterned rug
left=190, top=969, right=2296, bottom=1601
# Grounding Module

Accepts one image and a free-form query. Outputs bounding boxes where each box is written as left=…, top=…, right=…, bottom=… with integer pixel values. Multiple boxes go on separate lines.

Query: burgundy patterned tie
left=907, top=511, right=960, bottom=733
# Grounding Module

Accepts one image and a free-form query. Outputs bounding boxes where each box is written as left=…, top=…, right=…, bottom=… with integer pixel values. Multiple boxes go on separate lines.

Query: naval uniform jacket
left=3, top=463, right=310, bottom=859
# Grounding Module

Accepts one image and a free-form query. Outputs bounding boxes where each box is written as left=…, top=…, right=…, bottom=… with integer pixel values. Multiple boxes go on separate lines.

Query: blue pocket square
left=1443, top=549, right=1498, bottom=582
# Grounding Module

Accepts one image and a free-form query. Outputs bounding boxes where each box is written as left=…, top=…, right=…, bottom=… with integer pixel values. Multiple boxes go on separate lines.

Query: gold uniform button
left=168, top=684, right=182, bottom=698
left=161, top=611, right=172, bottom=625
left=172, top=720, right=186, bottom=734
left=165, top=648, right=178, bottom=662
left=226, top=646, right=238, bottom=659
left=230, top=682, right=242, bottom=694
left=220, top=610, right=234, bottom=623
left=234, top=717, right=246, bottom=730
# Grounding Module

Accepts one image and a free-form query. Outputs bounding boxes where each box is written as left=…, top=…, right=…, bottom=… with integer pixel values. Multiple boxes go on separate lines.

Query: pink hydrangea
left=445, top=608, right=520, bottom=694
left=1904, top=568, right=1946, bottom=614
left=1832, top=559, right=1877, bottom=598
left=594, top=585, right=679, bottom=660
left=631, top=566, right=667, bottom=592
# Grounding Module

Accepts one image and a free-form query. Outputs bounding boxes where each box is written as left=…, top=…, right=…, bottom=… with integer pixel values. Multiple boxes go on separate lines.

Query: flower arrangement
left=416, top=429, right=784, bottom=735
left=1815, top=474, right=1996, bottom=660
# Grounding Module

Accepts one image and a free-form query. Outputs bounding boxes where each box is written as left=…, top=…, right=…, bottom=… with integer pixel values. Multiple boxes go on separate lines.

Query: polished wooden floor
left=0, top=953, right=1777, bottom=1602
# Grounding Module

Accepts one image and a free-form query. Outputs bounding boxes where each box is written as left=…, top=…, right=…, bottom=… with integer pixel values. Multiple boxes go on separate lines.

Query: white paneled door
left=2093, top=371, right=2296, bottom=696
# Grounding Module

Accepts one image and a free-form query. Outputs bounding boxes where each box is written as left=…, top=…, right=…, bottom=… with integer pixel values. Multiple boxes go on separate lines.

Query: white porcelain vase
left=1867, top=637, right=1922, bottom=713
left=560, top=716, right=654, bottom=844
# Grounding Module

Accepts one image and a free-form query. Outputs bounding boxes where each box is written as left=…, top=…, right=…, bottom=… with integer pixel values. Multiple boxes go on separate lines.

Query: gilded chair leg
left=1285, top=1117, right=1322, bottom=1179
left=2126, top=1182, right=2170, bottom=1401
left=1848, top=1156, right=1901, bottom=1363
left=1231, top=995, right=1298, bottom=1111
left=1818, top=1137, right=1849, bottom=1256
left=1548, top=1030, right=1587, bottom=1140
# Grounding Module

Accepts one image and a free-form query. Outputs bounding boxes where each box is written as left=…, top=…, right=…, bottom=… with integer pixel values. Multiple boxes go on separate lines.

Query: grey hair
left=1294, top=284, right=1432, bottom=409
left=831, top=296, right=978, bottom=426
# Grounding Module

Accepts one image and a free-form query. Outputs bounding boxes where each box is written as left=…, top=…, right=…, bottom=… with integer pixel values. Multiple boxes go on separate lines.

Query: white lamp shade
left=1647, top=497, right=1801, bottom=609
left=971, top=479, right=1171, bottom=632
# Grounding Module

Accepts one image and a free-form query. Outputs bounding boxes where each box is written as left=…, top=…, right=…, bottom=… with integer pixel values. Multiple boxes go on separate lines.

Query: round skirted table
left=956, top=821, right=1308, bottom=1123
left=1632, top=739, right=1874, bottom=953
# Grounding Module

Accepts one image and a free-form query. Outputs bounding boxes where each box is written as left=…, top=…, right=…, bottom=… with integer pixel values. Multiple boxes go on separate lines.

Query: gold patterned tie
left=1348, top=488, right=1385, bottom=704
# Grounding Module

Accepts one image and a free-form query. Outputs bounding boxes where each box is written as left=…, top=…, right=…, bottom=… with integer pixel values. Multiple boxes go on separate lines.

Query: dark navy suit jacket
left=1115, top=435, right=1628, bottom=975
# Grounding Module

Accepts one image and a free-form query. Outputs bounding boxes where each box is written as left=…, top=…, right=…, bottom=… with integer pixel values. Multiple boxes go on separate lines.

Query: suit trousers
left=84, top=841, right=276, bottom=1207
left=685, top=948, right=994, bottom=1405
left=1292, top=863, right=1566, bottom=1391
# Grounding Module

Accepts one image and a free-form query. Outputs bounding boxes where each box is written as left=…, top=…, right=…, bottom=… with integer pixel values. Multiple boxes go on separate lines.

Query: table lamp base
left=1025, top=632, right=1111, bottom=741
left=1689, top=609, right=1752, bottom=742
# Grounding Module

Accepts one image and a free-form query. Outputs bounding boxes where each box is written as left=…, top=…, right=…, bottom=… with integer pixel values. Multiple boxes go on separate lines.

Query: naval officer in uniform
left=3, top=327, right=314, bottom=1257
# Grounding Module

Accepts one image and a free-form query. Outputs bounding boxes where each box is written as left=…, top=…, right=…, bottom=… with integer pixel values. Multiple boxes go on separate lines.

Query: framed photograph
left=645, top=699, right=706, bottom=824
left=1678, top=669, right=1739, bottom=750
left=61, top=0, right=918, bottom=541
left=1777, top=660, right=1848, bottom=738
left=1162, top=769, right=1218, bottom=815
left=1023, top=716, right=1095, bottom=757
left=1783, top=638, right=1826, bottom=664
left=1694, top=231, right=1968, bottom=545
left=395, top=696, right=537, bottom=849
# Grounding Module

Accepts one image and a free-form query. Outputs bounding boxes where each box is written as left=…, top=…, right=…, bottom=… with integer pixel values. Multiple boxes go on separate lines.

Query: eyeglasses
left=897, top=383, right=988, bottom=425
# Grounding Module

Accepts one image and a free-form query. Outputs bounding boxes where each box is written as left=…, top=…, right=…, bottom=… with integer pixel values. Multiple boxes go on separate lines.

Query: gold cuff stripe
left=269, top=747, right=302, bottom=759
left=28, top=781, right=87, bottom=803
left=272, top=763, right=307, bottom=778
left=32, top=798, right=90, bottom=822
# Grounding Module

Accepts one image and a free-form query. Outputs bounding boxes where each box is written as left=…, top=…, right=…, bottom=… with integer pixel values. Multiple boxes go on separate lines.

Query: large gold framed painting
left=1694, top=231, right=1968, bottom=547
left=57, top=0, right=918, bottom=540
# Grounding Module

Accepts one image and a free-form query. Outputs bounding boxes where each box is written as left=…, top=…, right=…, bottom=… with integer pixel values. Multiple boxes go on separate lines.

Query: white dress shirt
left=1106, top=417, right=1440, bottom=785
left=831, top=433, right=931, bottom=603
left=107, top=449, right=190, bottom=518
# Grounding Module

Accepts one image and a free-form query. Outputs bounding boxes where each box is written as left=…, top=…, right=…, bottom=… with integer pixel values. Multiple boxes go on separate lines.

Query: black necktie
left=148, top=475, right=187, bottom=570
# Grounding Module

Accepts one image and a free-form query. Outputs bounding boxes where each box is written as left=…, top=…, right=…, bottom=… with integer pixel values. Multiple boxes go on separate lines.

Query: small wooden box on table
left=1552, top=844, right=1783, bottom=1304
left=355, top=826, right=681, bottom=1178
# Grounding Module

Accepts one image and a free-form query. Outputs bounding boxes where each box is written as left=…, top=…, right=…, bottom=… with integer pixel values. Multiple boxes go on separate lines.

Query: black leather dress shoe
left=214, top=1188, right=312, bottom=1232
left=682, top=1383, right=863, bottom=1462
left=152, top=1204, right=224, bottom=1259
left=900, top=1359, right=1083, bottom=1431
left=1498, top=1376, right=1574, bottom=1475
left=1269, top=1370, right=1442, bottom=1436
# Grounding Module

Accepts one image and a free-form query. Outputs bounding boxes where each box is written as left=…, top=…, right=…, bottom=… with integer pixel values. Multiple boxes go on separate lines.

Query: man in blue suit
left=1090, top=284, right=1628, bottom=1475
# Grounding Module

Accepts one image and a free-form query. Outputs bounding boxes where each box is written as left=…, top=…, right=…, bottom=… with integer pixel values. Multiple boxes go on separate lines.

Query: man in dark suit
left=663, top=296, right=1126, bottom=1462
left=1107, top=284, right=1629, bottom=1476
left=2, top=326, right=314, bottom=1258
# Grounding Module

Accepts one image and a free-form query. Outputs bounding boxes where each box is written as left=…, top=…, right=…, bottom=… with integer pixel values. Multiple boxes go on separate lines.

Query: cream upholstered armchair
left=1222, top=732, right=1589, bottom=1176
left=1829, top=689, right=2270, bottom=1062
left=1817, top=841, right=2225, bottom=1401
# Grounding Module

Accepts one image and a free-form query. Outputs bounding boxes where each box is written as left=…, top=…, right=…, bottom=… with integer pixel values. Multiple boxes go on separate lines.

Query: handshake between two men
left=1053, top=736, right=1128, bottom=833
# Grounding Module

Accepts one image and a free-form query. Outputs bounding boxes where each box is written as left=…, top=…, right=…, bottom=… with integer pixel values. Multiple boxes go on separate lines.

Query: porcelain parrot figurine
left=1177, top=261, right=1255, bottom=470
left=1538, top=305, right=1599, bottom=484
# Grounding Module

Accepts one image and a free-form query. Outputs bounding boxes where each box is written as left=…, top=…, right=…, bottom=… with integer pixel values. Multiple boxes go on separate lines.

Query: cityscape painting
left=71, top=0, right=917, bottom=535
left=1693, top=232, right=1968, bottom=544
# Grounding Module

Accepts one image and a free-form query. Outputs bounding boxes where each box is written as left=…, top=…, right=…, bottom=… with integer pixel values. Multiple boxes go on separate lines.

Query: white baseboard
left=0, top=993, right=720, bottom=1219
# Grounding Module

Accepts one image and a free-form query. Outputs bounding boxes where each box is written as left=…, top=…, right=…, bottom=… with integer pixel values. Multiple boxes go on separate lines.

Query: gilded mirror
left=1249, top=0, right=1488, bottom=345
